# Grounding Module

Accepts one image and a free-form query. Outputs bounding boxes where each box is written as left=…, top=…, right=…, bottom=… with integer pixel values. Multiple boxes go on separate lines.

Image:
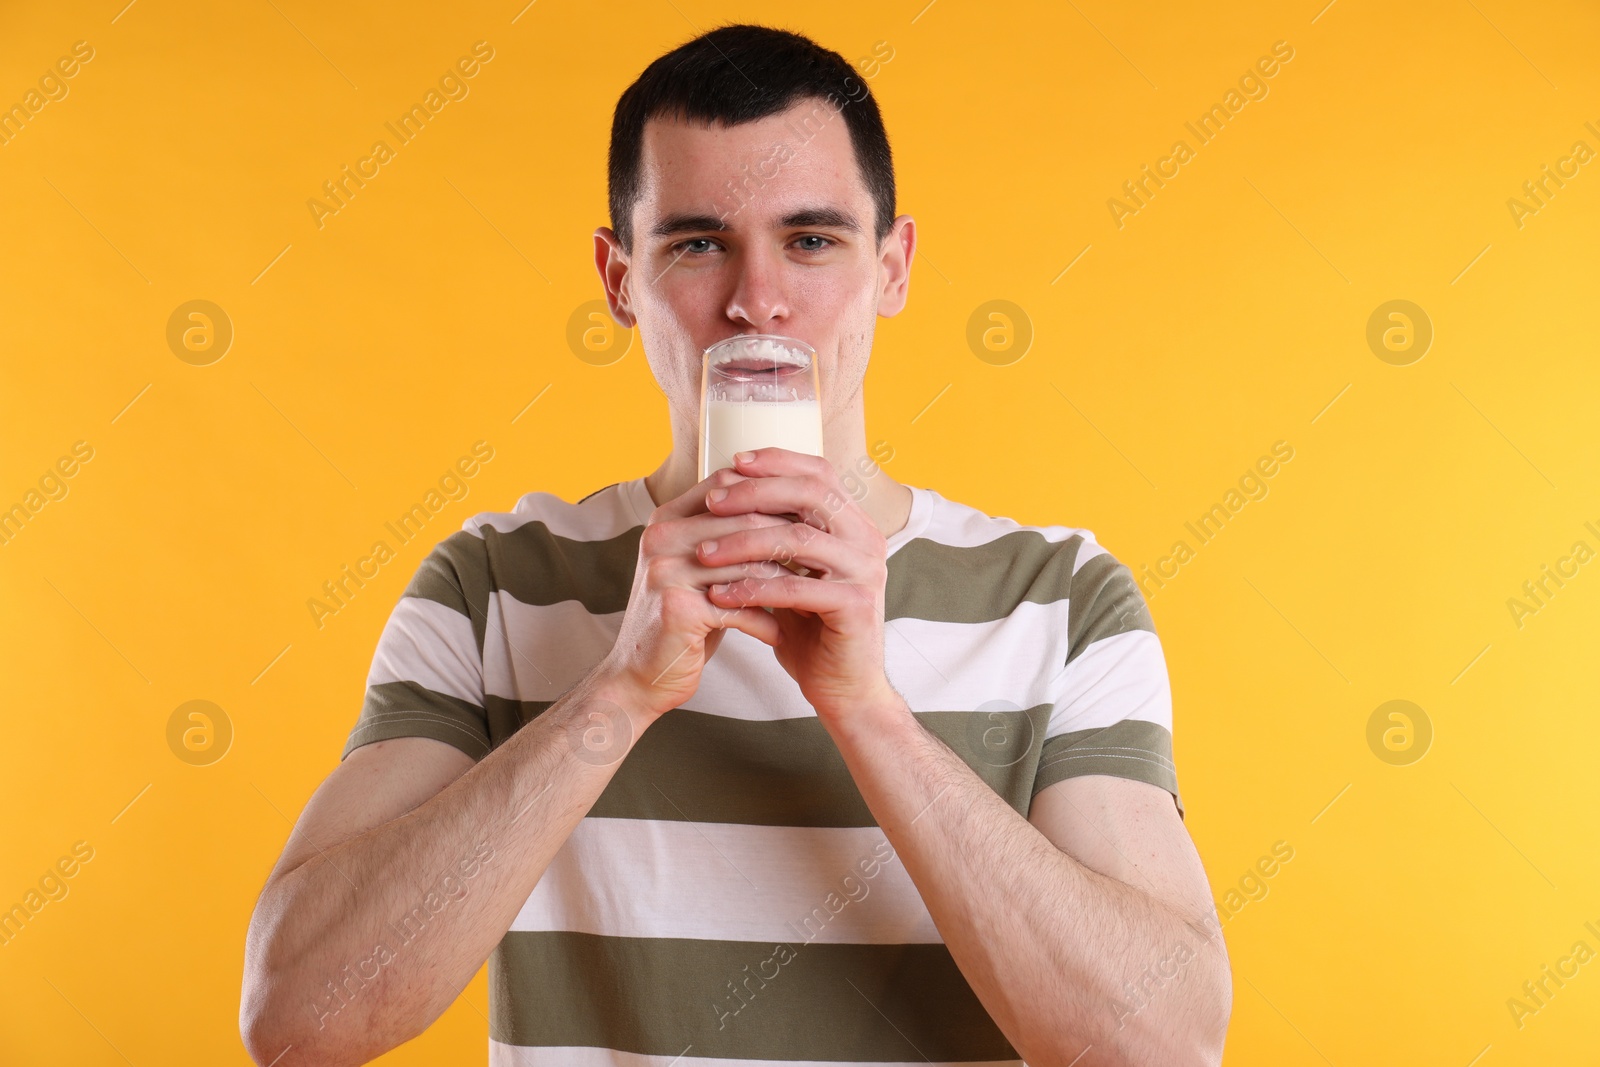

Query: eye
left=794, top=234, right=834, bottom=253
left=673, top=237, right=722, bottom=256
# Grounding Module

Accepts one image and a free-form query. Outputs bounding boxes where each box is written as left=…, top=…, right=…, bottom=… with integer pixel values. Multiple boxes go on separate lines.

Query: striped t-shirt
left=342, top=475, right=1182, bottom=1067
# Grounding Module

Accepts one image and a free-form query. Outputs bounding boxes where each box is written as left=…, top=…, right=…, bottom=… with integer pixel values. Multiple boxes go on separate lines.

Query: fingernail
left=711, top=583, right=729, bottom=593
left=700, top=539, right=717, bottom=555
left=708, top=488, right=728, bottom=502
left=734, top=451, right=755, bottom=464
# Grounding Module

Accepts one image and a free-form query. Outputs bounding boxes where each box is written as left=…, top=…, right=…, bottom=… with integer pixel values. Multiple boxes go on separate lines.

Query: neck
left=642, top=394, right=913, bottom=540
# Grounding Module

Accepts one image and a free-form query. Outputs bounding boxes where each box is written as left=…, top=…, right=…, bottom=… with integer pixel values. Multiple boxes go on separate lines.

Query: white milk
left=700, top=398, right=823, bottom=478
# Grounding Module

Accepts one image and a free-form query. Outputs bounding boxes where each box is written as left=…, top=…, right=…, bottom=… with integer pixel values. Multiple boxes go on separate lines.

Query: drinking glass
left=698, top=334, right=823, bottom=479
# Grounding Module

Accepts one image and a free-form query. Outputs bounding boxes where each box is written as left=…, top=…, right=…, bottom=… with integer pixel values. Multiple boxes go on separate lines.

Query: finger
left=708, top=573, right=869, bottom=617
left=704, top=601, right=782, bottom=647
left=706, top=472, right=871, bottom=542
left=731, top=447, right=831, bottom=478
left=653, top=466, right=753, bottom=520
left=652, top=544, right=801, bottom=592
left=666, top=510, right=794, bottom=556
left=642, top=508, right=790, bottom=566
left=695, top=522, right=865, bottom=576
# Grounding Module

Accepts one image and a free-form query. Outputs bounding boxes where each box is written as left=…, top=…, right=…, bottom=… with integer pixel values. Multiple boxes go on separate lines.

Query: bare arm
left=241, top=464, right=786, bottom=1067
left=1023, top=772, right=1231, bottom=1063
left=678, top=448, right=1229, bottom=1063
left=240, top=667, right=649, bottom=1067
left=828, top=692, right=1231, bottom=1067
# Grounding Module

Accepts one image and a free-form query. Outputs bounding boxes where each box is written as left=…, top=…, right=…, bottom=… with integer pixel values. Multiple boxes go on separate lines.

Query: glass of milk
left=698, top=334, right=823, bottom=480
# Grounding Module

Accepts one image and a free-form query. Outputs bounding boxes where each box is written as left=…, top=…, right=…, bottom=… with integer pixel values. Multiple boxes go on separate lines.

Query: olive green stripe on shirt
left=489, top=930, right=1016, bottom=1061
left=397, top=531, right=495, bottom=656
left=347, top=698, right=1183, bottom=822
left=350, top=700, right=1171, bottom=825
left=886, top=529, right=1084, bottom=623
left=342, top=680, right=492, bottom=761
left=1066, top=552, right=1156, bottom=664
left=1032, top=719, right=1182, bottom=813
left=414, top=523, right=1122, bottom=631
left=592, top=707, right=1050, bottom=826
left=399, top=528, right=639, bottom=664
left=348, top=696, right=1049, bottom=822
left=481, top=520, right=641, bottom=614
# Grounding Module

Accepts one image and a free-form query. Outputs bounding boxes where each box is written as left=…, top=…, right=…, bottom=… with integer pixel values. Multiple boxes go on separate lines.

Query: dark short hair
left=607, top=23, right=895, bottom=255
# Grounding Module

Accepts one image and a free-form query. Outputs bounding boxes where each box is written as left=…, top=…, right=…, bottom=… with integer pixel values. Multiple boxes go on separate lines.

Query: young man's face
left=594, top=96, right=913, bottom=433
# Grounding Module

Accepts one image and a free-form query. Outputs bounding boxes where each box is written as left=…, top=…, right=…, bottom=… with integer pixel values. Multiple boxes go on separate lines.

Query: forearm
left=828, top=699, right=1228, bottom=1067
left=242, top=669, right=650, bottom=1067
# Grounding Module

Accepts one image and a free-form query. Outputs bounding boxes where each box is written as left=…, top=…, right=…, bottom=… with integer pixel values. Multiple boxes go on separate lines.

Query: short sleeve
left=1030, top=544, right=1183, bottom=816
left=341, top=533, right=492, bottom=763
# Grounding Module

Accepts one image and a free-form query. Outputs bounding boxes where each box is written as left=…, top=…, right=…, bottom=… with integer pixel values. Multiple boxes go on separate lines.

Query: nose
left=723, top=242, right=790, bottom=332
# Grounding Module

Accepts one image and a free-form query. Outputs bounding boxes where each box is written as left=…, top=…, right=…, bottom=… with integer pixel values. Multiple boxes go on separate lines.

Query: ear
left=593, top=226, right=637, bottom=328
left=875, top=214, right=916, bottom=318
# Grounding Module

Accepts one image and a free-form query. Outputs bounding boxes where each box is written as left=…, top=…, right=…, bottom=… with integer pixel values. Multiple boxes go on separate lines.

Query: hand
left=599, top=466, right=794, bottom=722
left=696, top=447, right=899, bottom=728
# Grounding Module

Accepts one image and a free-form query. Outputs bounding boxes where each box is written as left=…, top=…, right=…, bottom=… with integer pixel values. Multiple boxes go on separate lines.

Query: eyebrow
left=647, top=206, right=863, bottom=239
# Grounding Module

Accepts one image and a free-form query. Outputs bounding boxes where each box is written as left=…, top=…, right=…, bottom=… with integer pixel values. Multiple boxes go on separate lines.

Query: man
left=241, top=23, right=1231, bottom=1067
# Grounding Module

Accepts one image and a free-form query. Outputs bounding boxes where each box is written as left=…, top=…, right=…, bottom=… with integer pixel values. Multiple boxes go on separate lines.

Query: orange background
left=2, top=1, right=1597, bottom=1063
